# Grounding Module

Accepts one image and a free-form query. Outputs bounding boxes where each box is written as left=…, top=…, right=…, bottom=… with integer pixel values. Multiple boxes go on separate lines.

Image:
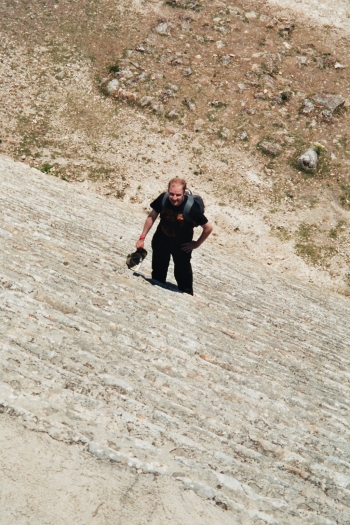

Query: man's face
left=168, top=184, right=185, bottom=206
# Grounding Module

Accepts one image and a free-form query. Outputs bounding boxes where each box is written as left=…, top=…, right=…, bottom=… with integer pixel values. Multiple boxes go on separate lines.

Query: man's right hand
left=136, top=239, right=145, bottom=250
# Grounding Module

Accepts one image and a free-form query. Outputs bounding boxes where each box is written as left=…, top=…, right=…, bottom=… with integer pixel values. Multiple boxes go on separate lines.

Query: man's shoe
left=126, top=248, right=147, bottom=271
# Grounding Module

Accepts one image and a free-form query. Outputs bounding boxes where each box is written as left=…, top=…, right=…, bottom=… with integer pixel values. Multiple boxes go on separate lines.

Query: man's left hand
left=181, top=241, right=198, bottom=253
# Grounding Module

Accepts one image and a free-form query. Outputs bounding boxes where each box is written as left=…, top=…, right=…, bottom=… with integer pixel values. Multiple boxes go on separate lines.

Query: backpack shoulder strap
left=183, top=195, right=194, bottom=222
left=161, top=192, right=169, bottom=209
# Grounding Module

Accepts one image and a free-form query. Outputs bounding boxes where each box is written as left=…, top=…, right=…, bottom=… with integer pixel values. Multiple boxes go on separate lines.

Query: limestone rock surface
left=0, top=156, right=349, bottom=524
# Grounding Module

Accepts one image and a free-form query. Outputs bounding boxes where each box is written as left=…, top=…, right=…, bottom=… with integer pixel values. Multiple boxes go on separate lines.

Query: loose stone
left=221, top=55, right=231, bottom=66
left=259, top=141, right=282, bottom=156
left=296, top=55, right=308, bottom=67
left=184, top=98, right=196, bottom=111
left=311, top=93, right=345, bottom=112
left=106, top=79, right=119, bottom=94
left=183, top=67, right=193, bottom=76
left=140, top=96, right=154, bottom=107
left=166, top=109, right=180, bottom=119
left=297, top=148, right=318, bottom=170
left=155, top=22, right=170, bottom=36
left=237, top=131, right=248, bottom=141
left=321, top=109, right=333, bottom=122
left=139, top=72, right=148, bottom=82
left=302, top=99, right=315, bottom=114
left=219, top=127, right=230, bottom=140
left=152, top=103, right=164, bottom=115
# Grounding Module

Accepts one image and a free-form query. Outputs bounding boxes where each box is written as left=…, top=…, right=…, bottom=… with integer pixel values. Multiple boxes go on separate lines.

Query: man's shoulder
left=150, top=192, right=166, bottom=211
left=188, top=196, right=207, bottom=224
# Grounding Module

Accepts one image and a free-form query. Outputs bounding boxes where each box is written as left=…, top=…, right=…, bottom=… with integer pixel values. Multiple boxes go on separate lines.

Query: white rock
left=106, top=79, right=119, bottom=94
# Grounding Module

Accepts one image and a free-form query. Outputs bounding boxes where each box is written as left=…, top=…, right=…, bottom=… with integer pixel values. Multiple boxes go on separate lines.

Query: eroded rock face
left=0, top=156, right=349, bottom=524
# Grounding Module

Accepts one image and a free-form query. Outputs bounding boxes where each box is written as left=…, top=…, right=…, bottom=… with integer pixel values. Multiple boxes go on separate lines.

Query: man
left=136, top=178, right=213, bottom=295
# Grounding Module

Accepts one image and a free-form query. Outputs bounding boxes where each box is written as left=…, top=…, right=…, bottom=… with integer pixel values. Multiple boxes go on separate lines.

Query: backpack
left=161, top=189, right=205, bottom=226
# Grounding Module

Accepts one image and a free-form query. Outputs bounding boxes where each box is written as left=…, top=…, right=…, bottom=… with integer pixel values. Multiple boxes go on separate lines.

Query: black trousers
left=151, top=231, right=193, bottom=295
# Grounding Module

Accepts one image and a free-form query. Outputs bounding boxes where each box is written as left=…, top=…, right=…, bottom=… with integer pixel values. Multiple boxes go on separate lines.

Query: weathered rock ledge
left=1, top=156, right=349, bottom=524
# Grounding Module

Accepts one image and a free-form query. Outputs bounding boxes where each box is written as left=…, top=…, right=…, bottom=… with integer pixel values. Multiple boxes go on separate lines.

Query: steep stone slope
left=0, top=156, right=349, bottom=524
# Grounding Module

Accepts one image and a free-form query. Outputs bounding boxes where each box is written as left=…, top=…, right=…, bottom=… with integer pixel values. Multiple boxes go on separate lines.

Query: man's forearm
left=136, top=211, right=158, bottom=249
left=196, top=223, right=213, bottom=247
left=140, top=215, right=156, bottom=237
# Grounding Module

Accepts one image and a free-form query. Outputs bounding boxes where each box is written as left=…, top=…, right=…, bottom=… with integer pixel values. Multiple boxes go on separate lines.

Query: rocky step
left=1, top=157, right=349, bottom=524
